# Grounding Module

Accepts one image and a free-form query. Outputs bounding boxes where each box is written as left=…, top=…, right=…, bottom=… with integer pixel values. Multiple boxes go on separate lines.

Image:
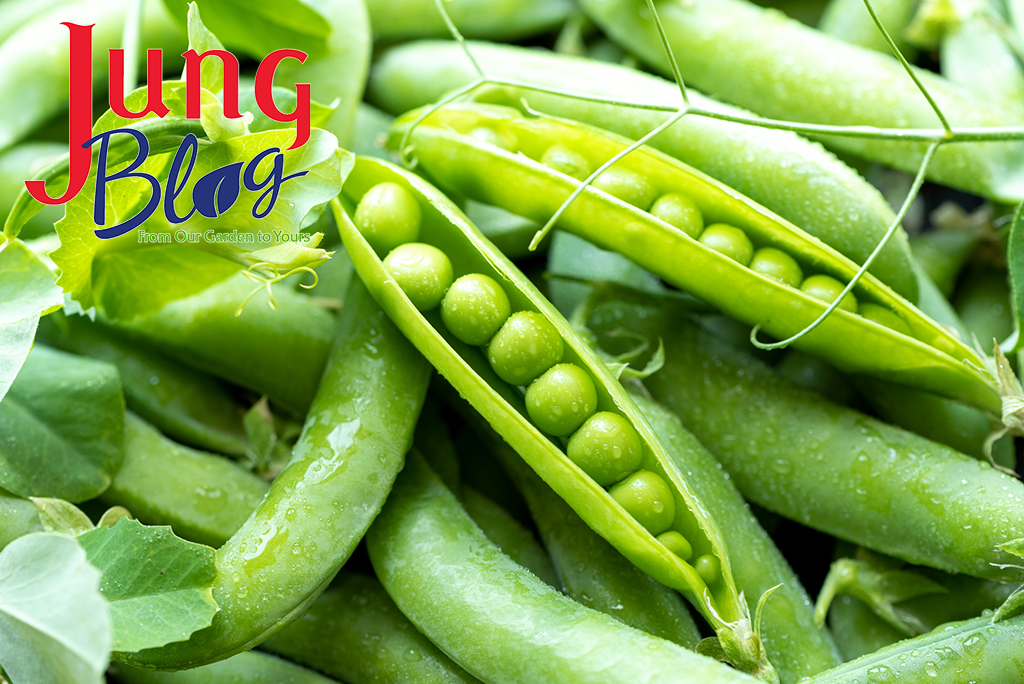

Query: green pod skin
left=585, top=294, right=1024, bottom=582
left=337, top=156, right=772, bottom=679
left=367, top=450, right=761, bottom=684
left=38, top=313, right=249, bottom=458
left=459, top=409, right=704, bottom=650
left=262, top=572, right=482, bottom=684
left=818, top=0, right=919, bottom=54
left=855, top=378, right=1016, bottom=469
left=632, top=395, right=842, bottom=683
left=909, top=231, right=979, bottom=297
left=464, top=201, right=546, bottom=259
left=123, top=280, right=431, bottom=669
left=578, top=0, right=1024, bottom=202
left=0, top=0, right=185, bottom=151
left=369, top=40, right=918, bottom=301
left=109, top=651, right=339, bottom=684
left=101, top=413, right=269, bottom=549
left=828, top=595, right=905, bottom=662
left=394, top=104, right=998, bottom=413
left=0, top=143, right=64, bottom=239
left=462, top=486, right=560, bottom=587
left=365, top=0, right=574, bottom=41
left=107, top=272, right=335, bottom=418
left=805, top=614, right=1024, bottom=683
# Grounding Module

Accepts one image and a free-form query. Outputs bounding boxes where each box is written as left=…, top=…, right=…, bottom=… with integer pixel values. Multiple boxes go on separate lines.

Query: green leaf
left=998, top=538, right=1024, bottom=558
left=51, top=109, right=348, bottom=320
left=1008, top=201, right=1024, bottom=353
left=77, top=518, right=217, bottom=654
left=31, top=498, right=95, bottom=537
left=0, top=239, right=62, bottom=324
left=183, top=3, right=227, bottom=94
left=0, top=346, right=124, bottom=502
left=0, top=533, right=111, bottom=684
left=994, top=585, right=1024, bottom=622
left=241, top=86, right=337, bottom=135
left=161, top=0, right=331, bottom=60
left=0, top=239, right=63, bottom=402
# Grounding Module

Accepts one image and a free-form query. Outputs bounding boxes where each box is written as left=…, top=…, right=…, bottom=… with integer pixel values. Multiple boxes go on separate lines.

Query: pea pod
left=366, top=449, right=761, bottom=684
left=394, top=104, right=1000, bottom=414
left=369, top=40, right=918, bottom=301
left=122, top=279, right=431, bottom=669
left=335, top=155, right=775, bottom=680
left=806, top=614, right=1024, bottom=683
left=109, top=652, right=339, bottom=684
left=39, top=314, right=249, bottom=458
left=585, top=291, right=1024, bottom=582
left=262, top=572, right=482, bottom=684
left=578, top=0, right=1024, bottom=202
left=828, top=595, right=905, bottom=661
left=454, top=401, right=703, bottom=651
left=0, top=489, right=43, bottom=551
left=365, top=0, right=574, bottom=41
left=107, top=272, right=336, bottom=417
left=101, top=413, right=268, bottom=549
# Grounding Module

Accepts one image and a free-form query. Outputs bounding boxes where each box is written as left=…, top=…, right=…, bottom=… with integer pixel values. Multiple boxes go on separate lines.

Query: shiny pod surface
left=393, top=104, right=999, bottom=413
left=335, top=155, right=772, bottom=678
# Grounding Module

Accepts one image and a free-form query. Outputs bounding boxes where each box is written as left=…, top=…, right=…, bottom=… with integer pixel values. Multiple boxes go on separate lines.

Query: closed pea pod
left=585, top=291, right=1024, bottom=582
left=393, top=104, right=1000, bottom=413
left=122, top=279, right=431, bottom=669
left=109, top=651, right=340, bottom=684
left=578, top=0, right=1024, bottom=202
left=366, top=449, right=760, bottom=684
left=335, top=155, right=776, bottom=680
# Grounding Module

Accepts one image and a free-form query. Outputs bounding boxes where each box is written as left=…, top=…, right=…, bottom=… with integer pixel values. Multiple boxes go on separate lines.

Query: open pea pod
left=334, top=155, right=777, bottom=682
left=391, top=104, right=1002, bottom=415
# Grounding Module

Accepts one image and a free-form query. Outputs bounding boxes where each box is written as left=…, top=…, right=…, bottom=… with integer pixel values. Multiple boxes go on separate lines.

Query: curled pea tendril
left=235, top=262, right=320, bottom=317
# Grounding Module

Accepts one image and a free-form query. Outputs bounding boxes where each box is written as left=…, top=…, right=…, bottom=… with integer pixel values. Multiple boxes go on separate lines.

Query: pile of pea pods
left=5, top=0, right=1024, bottom=682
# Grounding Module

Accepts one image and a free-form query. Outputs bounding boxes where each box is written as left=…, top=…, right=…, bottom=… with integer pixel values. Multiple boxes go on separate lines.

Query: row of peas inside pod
left=353, top=179, right=706, bottom=569
left=477, top=123, right=910, bottom=334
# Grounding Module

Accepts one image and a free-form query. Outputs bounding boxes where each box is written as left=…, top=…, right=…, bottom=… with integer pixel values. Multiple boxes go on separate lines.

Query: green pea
left=650, top=193, right=704, bottom=239
left=488, top=311, right=564, bottom=385
left=383, top=243, right=454, bottom=311
left=591, top=167, right=656, bottom=210
left=694, top=554, right=721, bottom=585
left=354, top=182, right=422, bottom=255
left=608, top=470, right=676, bottom=536
left=540, top=143, right=592, bottom=181
left=440, top=273, right=512, bottom=346
left=698, top=224, right=754, bottom=266
left=524, top=363, right=598, bottom=436
left=656, top=531, right=693, bottom=562
left=566, top=411, right=643, bottom=486
left=800, top=274, right=858, bottom=313
left=469, top=125, right=516, bottom=151
left=859, top=303, right=912, bottom=336
left=750, top=247, right=803, bottom=288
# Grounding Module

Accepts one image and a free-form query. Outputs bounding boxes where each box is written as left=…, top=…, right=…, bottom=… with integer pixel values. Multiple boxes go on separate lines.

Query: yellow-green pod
left=335, top=155, right=776, bottom=681
left=391, top=104, right=1000, bottom=415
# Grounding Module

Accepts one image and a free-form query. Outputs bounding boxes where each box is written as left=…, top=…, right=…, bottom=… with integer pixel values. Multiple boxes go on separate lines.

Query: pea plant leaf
left=76, top=518, right=218, bottom=654
left=0, top=533, right=111, bottom=684
left=160, top=0, right=331, bottom=60
left=0, top=239, right=63, bottom=402
left=31, top=497, right=96, bottom=537
left=0, top=345, right=124, bottom=502
left=49, top=79, right=350, bottom=322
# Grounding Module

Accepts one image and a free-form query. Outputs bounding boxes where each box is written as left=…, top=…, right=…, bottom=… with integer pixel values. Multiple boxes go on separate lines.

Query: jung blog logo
left=26, top=22, right=312, bottom=239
